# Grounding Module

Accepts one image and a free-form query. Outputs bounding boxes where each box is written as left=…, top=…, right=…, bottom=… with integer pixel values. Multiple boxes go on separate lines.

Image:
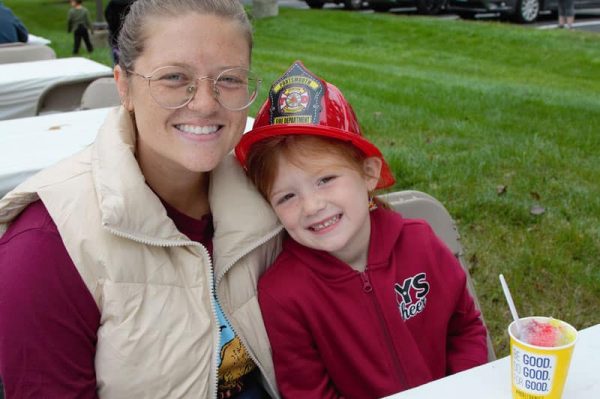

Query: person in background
left=0, top=0, right=283, bottom=398
left=0, top=1, right=28, bottom=44
left=67, top=0, right=93, bottom=54
left=557, top=0, right=575, bottom=29
left=235, top=61, right=489, bottom=399
left=105, top=0, right=135, bottom=65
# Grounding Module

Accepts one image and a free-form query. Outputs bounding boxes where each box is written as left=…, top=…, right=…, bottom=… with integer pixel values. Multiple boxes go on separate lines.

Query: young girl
left=235, top=61, right=489, bottom=399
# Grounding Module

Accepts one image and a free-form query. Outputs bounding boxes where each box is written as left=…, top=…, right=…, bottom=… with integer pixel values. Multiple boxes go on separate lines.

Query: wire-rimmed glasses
left=129, top=65, right=261, bottom=111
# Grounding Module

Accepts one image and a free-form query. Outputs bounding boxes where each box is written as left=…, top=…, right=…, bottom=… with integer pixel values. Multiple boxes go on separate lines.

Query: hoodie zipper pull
left=360, top=270, right=373, bottom=293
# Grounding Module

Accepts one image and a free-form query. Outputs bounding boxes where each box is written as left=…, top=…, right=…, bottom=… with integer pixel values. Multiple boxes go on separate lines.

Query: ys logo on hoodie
left=394, top=273, right=430, bottom=321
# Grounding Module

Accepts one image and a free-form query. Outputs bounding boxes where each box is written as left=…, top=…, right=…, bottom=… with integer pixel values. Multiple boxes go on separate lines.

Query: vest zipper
left=103, top=224, right=197, bottom=248
left=198, top=243, right=221, bottom=399
left=359, top=269, right=408, bottom=390
left=104, top=225, right=221, bottom=399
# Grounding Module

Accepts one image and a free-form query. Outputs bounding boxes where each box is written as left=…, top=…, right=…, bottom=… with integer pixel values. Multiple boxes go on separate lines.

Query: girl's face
left=115, top=13, right=250, bottom=182
left=269, top=152, right=382, bottom=269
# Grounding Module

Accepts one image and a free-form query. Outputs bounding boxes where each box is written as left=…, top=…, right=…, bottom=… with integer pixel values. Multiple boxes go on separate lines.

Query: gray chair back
left=35, top=77, right=96, bottom=115
left=380, top=190, right=496, bottom=362
left=80, top=77, right=120, bottom=110
left=0, top=44, right=56, bottom=64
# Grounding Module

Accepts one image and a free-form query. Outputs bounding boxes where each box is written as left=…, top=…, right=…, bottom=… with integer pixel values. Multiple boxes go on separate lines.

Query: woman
left=0, top=1, right=283, bottom=398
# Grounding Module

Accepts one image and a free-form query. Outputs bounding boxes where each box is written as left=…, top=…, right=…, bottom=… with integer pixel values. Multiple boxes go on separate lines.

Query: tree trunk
left=252, top=0, right=279, bottom=19
left=93, top=0, right=108, bottom=30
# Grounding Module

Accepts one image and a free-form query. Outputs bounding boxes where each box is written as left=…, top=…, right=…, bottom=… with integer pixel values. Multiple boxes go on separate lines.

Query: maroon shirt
left=0, top=200, right=212, bottom=398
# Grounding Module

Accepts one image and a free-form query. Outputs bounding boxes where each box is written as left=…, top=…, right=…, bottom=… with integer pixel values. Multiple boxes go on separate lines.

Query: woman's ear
left=114, top=65, right=134, bottom=111
left=363, top=157, right=383, bottom=191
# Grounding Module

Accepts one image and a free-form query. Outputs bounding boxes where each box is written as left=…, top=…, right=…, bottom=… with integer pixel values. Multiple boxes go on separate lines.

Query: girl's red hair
left=245, top=135, right=389, bottom=210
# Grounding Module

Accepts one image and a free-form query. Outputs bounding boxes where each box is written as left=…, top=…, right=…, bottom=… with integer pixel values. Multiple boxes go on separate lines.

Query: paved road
left=274, top=0, right=600, bottom=32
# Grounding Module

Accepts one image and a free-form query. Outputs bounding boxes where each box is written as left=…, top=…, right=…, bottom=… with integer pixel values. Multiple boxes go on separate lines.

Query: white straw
left=499, top=274, right=522, bottom=337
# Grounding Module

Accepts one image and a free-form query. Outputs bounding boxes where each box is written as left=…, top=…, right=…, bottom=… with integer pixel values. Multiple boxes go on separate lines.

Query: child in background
left=235, top=61, right=489, bottom=399
left=67, top=0, right=93, bottom=55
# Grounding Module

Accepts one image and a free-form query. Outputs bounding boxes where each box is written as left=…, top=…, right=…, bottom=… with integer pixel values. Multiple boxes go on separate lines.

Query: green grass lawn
left=6, top=0, right=600, bottom=358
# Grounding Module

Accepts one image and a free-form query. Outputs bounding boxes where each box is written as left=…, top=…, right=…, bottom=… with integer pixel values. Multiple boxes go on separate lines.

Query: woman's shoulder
left=0, top=200, right=85, bottom=298
left=0, top=200, right=58, bottom=244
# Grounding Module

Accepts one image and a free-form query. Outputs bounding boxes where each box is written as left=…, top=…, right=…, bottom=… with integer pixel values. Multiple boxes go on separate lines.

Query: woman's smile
left=173, top=122, right=225, bottom=143
left=175, top=123, right=220, bottom=136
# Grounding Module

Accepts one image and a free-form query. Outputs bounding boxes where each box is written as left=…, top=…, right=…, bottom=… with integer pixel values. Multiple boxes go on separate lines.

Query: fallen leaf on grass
left=468, top=253, right=479, bottom=268
left=530, top=204, right=545, bottom=215
left=496, top=185, right=507, bottom=195
left=530, top=191, right=541, bottom=201
left=471, top=224, right=484, bottom=233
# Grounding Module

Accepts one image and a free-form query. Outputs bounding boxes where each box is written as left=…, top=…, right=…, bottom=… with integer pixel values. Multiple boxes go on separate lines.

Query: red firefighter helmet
left=235, top=61, right=395, bottom=189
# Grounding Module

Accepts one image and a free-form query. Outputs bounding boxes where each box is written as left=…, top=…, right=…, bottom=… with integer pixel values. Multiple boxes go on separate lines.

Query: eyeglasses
left=129, top=65, right=261, bottom=111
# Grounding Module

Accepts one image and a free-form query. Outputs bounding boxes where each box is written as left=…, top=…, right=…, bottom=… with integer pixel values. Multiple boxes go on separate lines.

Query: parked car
left=449, top=0, right=600, bottom=23
left=303, top=0, right=363, bottom=9
left=369, top=0, right=447, bottom=13
left=303, top=0, right=447, bottom=14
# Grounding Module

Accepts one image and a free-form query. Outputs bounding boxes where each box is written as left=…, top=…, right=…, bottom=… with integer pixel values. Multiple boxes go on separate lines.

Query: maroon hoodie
left=258, top=207, right=488, bottom=399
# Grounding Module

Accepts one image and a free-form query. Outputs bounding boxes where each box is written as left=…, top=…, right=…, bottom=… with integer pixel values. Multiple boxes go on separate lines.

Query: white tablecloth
left=0, top=108, right=255, bottom=198
left=0, top=57, right=112, bottom=120
left=26, top=34, right=51, bottom=45
left=0, top=107, right=111, bottom=197
left=384, top=324, right=600, bottom=399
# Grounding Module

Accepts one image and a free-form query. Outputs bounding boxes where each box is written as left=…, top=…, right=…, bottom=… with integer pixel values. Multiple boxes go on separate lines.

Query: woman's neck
left=138, top=157, right=210, bottom=220
left=151, top=176, right=210, bottom=220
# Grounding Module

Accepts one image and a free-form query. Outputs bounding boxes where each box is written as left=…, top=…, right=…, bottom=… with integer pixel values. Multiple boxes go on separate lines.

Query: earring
left=368, top=195, right=378, bottom=212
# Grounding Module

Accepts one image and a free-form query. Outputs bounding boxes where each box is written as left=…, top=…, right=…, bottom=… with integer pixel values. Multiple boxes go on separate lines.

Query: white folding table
left=0, top=57, right=112, bottom=120
left=384, top=324, right=600, bottom=398
left=26, top=34, right=51, bottom=45
left=0, top=107, right=112, bottom=197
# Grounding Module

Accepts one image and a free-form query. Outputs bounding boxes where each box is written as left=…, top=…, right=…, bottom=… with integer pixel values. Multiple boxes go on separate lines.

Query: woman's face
left=116, top=13, right=251, bottom=179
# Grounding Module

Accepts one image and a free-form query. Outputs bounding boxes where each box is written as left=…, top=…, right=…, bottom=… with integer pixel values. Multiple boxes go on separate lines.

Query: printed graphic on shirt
left=215, top=299, right=256, bottom=398
left=268, top=61, right=323, bottom=126
left=394, top=272, right=430, bottom=321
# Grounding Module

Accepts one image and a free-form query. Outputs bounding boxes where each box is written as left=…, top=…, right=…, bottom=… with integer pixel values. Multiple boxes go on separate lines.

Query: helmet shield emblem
left=269, top=62, right=323, bottom=126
